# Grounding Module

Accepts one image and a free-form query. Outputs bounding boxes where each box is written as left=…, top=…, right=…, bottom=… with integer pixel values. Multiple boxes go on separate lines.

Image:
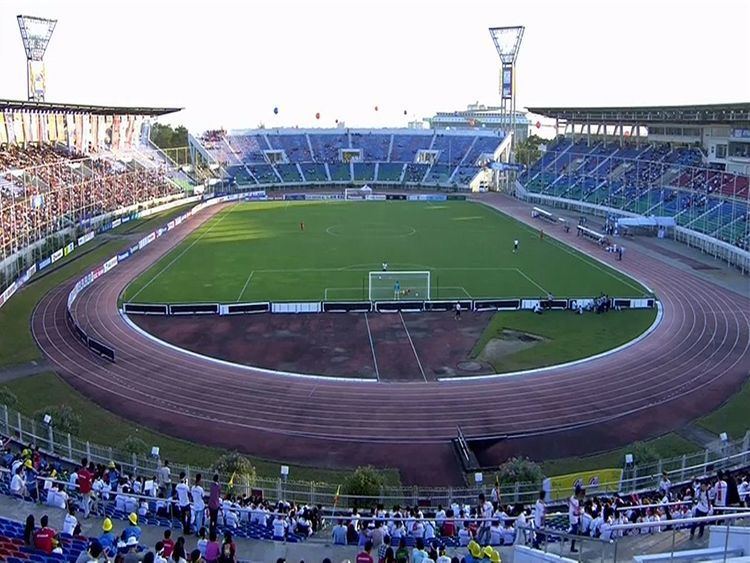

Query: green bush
left=495, top=457, right=544, bottom=486
left=0, top=386, right=18, bottom=408
left=632, top=441, right=660, bottom=465
left=122, top=435, right=148, bottom=456
left=213, top=452, right=256, bottom=495
left=344, top=466, right=384, bottom=507
left=34, top=405, right=81, bottom=435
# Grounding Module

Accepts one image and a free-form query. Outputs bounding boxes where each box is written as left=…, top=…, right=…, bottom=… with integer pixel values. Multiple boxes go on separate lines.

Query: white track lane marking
left=400, top=312, right=427, bottom=382
left=364, top=313, right=380, bottom=381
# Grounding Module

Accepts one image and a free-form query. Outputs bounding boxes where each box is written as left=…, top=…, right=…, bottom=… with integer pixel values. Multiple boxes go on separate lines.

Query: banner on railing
left=0, top=281, right=17, bottom=308
left=112, top=218, right=122, bottom=229
left=117, top=251, right=130, bottom=262
left=63, top=242, right=75, bottom=256
left=38, top=257, right=52, bottom=271
left=50, top=248, right=64, bottom=264
left=138, top=232, right=156, bottom=250
left=78, top=231, right=95, bottom=247
left=542, top=468, right=623, bottom=502
left=103, top=257, right=118, bottom=273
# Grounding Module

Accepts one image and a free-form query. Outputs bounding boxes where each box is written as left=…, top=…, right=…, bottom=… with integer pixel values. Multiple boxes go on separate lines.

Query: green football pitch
left=122, top=200, right=649, bottom=304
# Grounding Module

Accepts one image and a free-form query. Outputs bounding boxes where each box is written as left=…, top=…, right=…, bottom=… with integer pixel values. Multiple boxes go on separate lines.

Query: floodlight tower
left=17, top=15, right=58, bottom=101
left=489, top=26, right=524, bottom=151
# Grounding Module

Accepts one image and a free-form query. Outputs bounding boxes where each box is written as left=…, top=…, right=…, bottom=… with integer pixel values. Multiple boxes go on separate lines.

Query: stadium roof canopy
left=0, top=98, right=181, bottom=116
left=526, top=103, right=750, bottom=125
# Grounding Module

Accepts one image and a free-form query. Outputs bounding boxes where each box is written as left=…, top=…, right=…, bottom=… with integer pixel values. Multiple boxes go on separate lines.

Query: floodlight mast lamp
left=17, top=15, right=57, bottom=101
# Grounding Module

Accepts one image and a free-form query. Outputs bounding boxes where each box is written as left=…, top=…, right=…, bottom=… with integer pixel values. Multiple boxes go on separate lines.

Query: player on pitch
left=394, top=280, right=401, bottom=299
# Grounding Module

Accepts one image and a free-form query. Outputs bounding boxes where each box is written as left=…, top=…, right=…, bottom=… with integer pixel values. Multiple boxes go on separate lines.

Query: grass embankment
left=697, top=377, right=750, bottom=440
left=3, top=372, right=399, bottom=485
left=470, top=309, right=658, bottom=374
left=540, top=434, right=698, bottom=476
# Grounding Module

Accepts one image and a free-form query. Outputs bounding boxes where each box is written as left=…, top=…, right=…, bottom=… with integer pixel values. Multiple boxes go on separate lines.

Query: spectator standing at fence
left=533, top=490, right=546, bottom=549
left=726, top=471, right=741, bottom=506
left=738, top=476, right=749, bottom=507
left=332, top=519, right=347, bottom=545
left=568, top=486, right=584, bottom=553
left=176, top=472, right=192, bottom=534
left=207, top=474, right=222, bottom=530
left=690, top=481, right=711, bottom=539
left=192, top=474, right=206, bottom=533
left=714, top=471, right=728, bottom=509
left=658, top=471, right=672, bottom=499
left=478, top=493, right=493, bottom=544
left=158, top=460, right=172, bottom=493
left=78, top=459, right=94, bottom=518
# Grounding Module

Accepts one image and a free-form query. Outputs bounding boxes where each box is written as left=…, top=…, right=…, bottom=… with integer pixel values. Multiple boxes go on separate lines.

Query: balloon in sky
left=374, top=106, right=379, bottom=111
left=403, top=110, right=407, bottom=115
left=335, top=119, right=339, bottom=124
left=273, top=107, right=279, bottom=115
left=535, top=121, right=541, bottom=129
left=315, top=112, right=320, bottom=120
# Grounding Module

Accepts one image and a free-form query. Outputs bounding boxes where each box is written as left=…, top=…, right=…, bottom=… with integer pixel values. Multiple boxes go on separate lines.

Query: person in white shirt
left=489, top=520, right=503, bottom=545
left=157, top=460, right=171, bottom=492
left=62, top=505, right=78, bottom=535
left=457, top=521, right=472, bottom=546
left=533, top=490, right=546, bottom=548
left=477, top=493, right=493, bottom=544
left=272, top=514, right=287, bottom=540
left=175, top=472, right=191, bottom=534
left=191, top=474, right=206, bottom=532
left=48, top=484, right=68, bottom=509
left=690, top=481, right=711, bottom=539
left=714, top=472, right=728, bottom=508
left=658, top=472, right=672, bottom=499
left=568, top=487, right=585, bottom=553
left=10, top=467, right=27, bottom=497
left=68, top=470, right=78, bottom=492
left=738, top=477, right=749, bottom=507
left=411, top=516, right=425, bottom=539
left=434, top=505, right=446, bottom=531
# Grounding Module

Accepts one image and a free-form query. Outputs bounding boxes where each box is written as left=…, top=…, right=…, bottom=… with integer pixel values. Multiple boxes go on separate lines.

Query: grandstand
left=519, top=103, right=750, bottom=270
left=190, top=128, right=511, bottom=191
left=0, top=99, right=195, bottom=283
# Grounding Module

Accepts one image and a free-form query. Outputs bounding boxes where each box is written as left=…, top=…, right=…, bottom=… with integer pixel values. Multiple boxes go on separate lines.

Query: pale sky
left=0, top=0, right=748, bottom=133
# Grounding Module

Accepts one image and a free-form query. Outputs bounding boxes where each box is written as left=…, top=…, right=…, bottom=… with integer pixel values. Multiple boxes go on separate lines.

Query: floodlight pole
left=488, top=26, right=524, bottom=193
left=17, top=15, right=57, bottom=101
left=489, top=26, right=524, bottom=152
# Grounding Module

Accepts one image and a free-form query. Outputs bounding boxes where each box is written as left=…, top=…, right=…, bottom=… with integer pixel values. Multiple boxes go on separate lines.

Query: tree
left=150, top=123, right=188, bottom=150
left=631, top=441, right=660, bottom=465
left=122, top=435, right=148, bottom=456
left=34, top=405, right=81, bottom=435
left=343, top=466, right=384, bottom=507
left=494, top=457, right=544, bottom=486
left=213, top=452, right=256, bottom=496
left=0, top=386, right=18, bottom=408
left=514, top=134, right=545, bottom=167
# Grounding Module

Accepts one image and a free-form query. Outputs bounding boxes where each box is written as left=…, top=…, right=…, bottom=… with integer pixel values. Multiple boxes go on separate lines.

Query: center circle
left=326, top=223, right=417, bottom=238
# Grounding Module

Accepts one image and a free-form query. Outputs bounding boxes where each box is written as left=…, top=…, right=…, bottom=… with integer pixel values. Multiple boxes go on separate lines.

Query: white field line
left=236, top=271, right=255, bottom=302
left=514, top=268, right=550, bottom=295
left=364, top=313, right=380, bottom=381
left=400, top=312, right=427, bottom=382
left=129, top=206, right=236, bottom=301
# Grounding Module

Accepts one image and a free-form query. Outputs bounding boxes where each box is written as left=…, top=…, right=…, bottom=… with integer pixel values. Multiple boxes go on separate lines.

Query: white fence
left=2, top=402, right=749, bottom=510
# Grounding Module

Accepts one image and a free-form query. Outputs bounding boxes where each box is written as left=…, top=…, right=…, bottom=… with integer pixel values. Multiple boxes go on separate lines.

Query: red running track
left=31, top=195, right=750, bottom=485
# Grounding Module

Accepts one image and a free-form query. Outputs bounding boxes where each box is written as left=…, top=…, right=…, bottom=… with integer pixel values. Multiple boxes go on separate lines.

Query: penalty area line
left=236, top=271, right=255, bottom=302
left=515, top=268, right=550, bottom=296
left=364, top=313, right=380, bottom=381
left=400, top=312, right=427, bottom=382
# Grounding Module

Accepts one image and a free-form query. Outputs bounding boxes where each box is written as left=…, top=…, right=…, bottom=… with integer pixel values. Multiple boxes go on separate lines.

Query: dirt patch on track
left=131, top=311, right=496, bottom=380
left=478, top=330, right=545, bottom=368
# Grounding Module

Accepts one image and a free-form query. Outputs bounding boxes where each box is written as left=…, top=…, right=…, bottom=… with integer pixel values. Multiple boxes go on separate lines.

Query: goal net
left=368, top=271, right=431, bottom=301
left=344, top=186, right=372, bottom=200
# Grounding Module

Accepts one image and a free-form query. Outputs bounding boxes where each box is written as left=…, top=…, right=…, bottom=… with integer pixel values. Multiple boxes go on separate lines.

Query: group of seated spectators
left=0, top=142, right=180, bottom=259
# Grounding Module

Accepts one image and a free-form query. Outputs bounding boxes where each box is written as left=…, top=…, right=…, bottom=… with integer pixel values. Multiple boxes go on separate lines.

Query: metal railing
left=3, top=403, right=749, bottom=510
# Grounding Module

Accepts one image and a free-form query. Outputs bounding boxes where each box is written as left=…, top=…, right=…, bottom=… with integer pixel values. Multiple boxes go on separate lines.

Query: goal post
left=368, top=271, right=431, bottom=301
left=344, top=186, right=372, bottom=200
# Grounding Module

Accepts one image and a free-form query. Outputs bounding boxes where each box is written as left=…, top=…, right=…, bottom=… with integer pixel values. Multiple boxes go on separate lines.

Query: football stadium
left=0, top=1, right=749, bottom=561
